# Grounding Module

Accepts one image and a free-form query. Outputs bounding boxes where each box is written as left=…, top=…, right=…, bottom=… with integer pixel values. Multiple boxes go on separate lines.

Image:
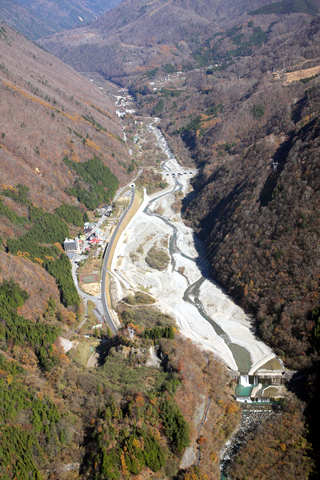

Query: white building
left=63, top=237, right=80, bottom=254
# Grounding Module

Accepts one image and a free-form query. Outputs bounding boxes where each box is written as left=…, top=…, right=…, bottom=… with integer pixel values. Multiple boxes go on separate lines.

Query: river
left=115, top=120, right=275, bottom=371
left=111, top=101, right=280, bottom=477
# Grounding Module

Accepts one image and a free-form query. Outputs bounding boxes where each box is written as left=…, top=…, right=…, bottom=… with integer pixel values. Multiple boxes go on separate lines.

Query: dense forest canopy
left=5, top=202, right=80, bottom=308
left=64, top=155, right=119, bottom=210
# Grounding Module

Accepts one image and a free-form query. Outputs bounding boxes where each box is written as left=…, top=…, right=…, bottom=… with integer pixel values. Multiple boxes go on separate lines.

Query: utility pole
left=272, top=160, right=279, bottom=172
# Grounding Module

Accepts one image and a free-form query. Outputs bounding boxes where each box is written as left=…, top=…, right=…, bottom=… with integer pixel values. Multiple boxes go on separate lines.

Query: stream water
left=144, top=122, right=277, bottom=478
left=146, top=123, right=252, bottom=374
left=144, top=201, right=252, bottom=374
left=113, top=98, right=276, bottom=477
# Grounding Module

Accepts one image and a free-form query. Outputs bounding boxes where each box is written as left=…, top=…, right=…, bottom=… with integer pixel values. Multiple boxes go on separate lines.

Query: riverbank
left=107, top=78, right=313, bottom=480
left=111, top=126, right=276, bottom=375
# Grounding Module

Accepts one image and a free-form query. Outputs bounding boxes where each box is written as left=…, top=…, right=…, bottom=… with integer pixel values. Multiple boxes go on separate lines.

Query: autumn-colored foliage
left=229, top=401, right=314, bottom=479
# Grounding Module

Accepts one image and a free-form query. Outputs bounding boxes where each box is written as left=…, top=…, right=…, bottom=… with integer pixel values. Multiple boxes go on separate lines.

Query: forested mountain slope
left=0, top=19, right=245, bottom=480
left=39, top=0, right=320, bottom=83
left=0, top=22, right=129, bottom=216
left=0, top=0, right=121, bottom=40
left=0, top=20, right=129, bottom=321
left=181, top=17, right=320, bottom=369
left=188, top=100, right=320, bottom=367
left=125, top=13, right=320, bottom=370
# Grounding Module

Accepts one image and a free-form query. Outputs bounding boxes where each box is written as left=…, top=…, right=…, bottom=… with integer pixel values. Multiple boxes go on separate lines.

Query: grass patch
left=259, top=357, right=283, bottom=371
left=136, top=170, right=168, bottom=195
left=124, top=292, right=156, bottom=305
left=79, top=300, right=100, bottom=332
left=100, top=349, right=160, bottom=393
left=118, top=305, right=175, bottom=330
left=145, top=246, right=170, bottom=271
left=69, top=340, right=95, bottom=367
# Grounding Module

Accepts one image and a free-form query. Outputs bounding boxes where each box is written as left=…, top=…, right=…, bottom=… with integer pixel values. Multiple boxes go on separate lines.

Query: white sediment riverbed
left=111, top=127, right=275, bottom=373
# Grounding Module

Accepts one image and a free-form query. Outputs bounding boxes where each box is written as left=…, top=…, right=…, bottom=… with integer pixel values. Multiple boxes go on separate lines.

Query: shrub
left=253, top=104, right=265, bottom=119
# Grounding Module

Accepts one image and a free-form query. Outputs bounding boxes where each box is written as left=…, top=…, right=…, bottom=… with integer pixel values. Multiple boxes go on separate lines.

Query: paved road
left=113, top=169, right=142, bottom=202
left=100, top=185, right=135, bottom=334
left=72, top=128, right=187, bottom=334
left=72, top=182, right=136, bottom=334
left=72, top=263, right=105, bottom=332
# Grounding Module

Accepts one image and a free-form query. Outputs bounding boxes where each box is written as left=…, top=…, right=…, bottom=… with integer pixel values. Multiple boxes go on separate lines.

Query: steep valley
left=97, top=8, right=320, bottom=477
left=0, top=20, right=244, bottom=480
left=1, top=0, right=320, bottom=478
left=0, top=0, right=122, bottom=40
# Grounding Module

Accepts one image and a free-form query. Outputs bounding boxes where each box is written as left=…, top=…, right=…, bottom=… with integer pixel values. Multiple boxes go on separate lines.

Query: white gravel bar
left=111, top=127, right=276, bottom=373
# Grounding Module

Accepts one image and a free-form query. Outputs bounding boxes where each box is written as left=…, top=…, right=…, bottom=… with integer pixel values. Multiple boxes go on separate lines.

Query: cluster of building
left=63, top=205, right=114, bottom=261
left=115, top=89, right=135, bottom=117
left=64, top=226, right=106, bottom=260
left=87, top=227, right=103, bottom=246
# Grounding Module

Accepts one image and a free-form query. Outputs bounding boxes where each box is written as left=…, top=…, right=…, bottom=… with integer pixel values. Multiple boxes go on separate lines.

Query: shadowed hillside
left=40, top=0, right=316, bottom=83
left=0, top=0, right=122, bottom=40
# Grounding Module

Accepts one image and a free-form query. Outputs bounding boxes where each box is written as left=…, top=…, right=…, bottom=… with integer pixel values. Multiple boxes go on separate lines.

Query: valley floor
left=111, top=128, right=274, bottom=375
